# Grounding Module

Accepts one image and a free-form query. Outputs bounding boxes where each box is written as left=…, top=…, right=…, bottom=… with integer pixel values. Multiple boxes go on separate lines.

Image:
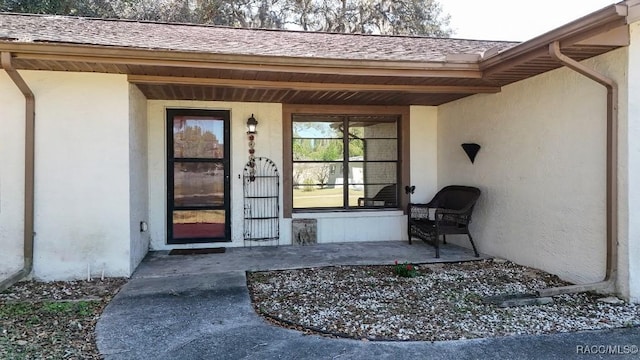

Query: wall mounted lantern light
left=247, top=114, right=258, bottom=181
left=247, top=114, right=258, bottom=134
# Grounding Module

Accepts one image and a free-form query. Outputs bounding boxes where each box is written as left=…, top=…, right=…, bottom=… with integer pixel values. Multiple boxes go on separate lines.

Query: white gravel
left=247, top=260, right=640, bottom=341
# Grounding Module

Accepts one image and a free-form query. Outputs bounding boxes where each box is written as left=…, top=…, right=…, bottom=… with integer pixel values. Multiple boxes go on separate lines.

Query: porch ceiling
left=135, top=83, right=476, bottom=106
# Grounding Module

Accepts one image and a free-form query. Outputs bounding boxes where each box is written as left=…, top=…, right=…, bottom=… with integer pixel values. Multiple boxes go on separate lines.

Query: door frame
left=166, top=108, right=231, bottom=244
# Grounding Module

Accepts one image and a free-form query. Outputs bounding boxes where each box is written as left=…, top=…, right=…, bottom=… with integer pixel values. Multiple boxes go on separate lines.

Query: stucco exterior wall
left=622, top=20, right=640, bottom=302
left=128, top=85, right=150, bottom=272
left=409, top=106, right=438, bottom=202
left=147, top=100, right=283, bottom=249
left=0, top=71, right=132, bottom=280
left=290, top=210, right=405, bottom=243
left=438, top=49, right=627, bottom=287
left=0, top=71, right=26, bottom=278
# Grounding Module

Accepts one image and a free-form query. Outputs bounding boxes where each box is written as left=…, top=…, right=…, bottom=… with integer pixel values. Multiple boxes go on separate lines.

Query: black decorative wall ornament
left=404, top=185, right=416, bottom=194
left=461, top=143, right=481, bottom=163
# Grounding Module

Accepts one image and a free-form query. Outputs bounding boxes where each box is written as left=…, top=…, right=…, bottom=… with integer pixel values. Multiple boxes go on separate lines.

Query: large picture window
left=292, top=114, right=399, bottom=210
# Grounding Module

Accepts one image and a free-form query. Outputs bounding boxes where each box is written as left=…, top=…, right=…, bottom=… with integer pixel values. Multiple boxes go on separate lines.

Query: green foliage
left=293, top=139, right=344, bottom=161
left=1, top=0, right=452, bottom=36
left=0, top=300, right=101, bottom=359
left=41, top=301, right=94, bottom=316
left=0, top=0, right=119, bottom=17
left=393, top=260, right=418, bottom=278
left=0, top=301, right=97, bottom=318
left=463, top=292, right=482, bottom=304
left=319, top=140, right=341, bottom=161
left=0, top=302, right=31, bottom=317
left=1, top=0, right=74, bottom=15
left=348, top=139, right=364, bottom=158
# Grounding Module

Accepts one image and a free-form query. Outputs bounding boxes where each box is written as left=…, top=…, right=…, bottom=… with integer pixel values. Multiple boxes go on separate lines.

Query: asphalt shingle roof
left=0, top=13, right=518, bottom=62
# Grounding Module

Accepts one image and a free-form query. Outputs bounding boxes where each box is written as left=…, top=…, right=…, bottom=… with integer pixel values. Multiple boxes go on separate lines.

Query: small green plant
left=41, top=301, right=95, bottom=316
left=463, top=292, right=482, bottom=303
left=394, top=260, right=418, bottom=278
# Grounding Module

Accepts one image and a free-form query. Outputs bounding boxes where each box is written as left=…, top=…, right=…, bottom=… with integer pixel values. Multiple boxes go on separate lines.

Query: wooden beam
left=283, top=104, right=409, bottom=115
left=128, top=75, right=500, bottom=94
left=282, top=106, right=293, bottom=218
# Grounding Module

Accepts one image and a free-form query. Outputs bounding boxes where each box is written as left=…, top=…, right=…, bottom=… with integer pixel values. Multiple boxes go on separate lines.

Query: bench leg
left=467, top=232, right=479, bottom=257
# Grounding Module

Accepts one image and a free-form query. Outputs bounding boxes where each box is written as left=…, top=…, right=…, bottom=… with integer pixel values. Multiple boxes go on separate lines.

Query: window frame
left=283, top=105, right=410, bottom=218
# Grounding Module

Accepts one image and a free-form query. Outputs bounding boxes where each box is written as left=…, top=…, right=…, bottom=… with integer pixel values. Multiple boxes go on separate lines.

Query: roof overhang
left=480, top=2, right=631, bottom=84
left=0, top=1, right=635, bottom=106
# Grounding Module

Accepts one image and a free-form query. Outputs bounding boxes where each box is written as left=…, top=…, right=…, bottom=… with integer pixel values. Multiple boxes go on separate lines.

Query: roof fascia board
left=480, top=4, right=628, bottom=70
left=0, top=42, right=483, bottom=79
left=628, top=0, right=640, bottom=23
left=445, top=53, right=481, bottom=63
left=128, top=74, right=501, bottom=94
left=481, top=47, right=550, bottom=77
left=563, top=23, right=629, bottom=47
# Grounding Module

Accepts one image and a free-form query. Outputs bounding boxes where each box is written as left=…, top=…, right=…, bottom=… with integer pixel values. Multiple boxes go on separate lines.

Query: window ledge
left=292, top=210, right=404, bottom=219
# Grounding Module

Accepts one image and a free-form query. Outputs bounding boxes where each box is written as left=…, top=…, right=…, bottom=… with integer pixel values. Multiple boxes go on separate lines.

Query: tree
left=315, top=164, right=331, bottom=188
left=1, top=0, right=452, bottom=36
left=288, top=0, right=451, bottom=36
left=0, top=0, right=101, bottom=16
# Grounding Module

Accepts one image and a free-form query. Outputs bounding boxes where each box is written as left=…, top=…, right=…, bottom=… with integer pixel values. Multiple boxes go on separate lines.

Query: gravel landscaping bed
left=0, top=278, right=127, bottom=359
left=247, top=259, right=640, bottom=341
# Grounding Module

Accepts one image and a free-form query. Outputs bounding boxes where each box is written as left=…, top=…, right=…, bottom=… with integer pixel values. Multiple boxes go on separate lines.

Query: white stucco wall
left=409, top=106, right=438, bottom=202
left=622, top=20, right=640, bottom=302
left=0, top=71, right=26, bottom=278
left=147, top=100, right=284, bottom=249
left=291, top=210, right=405, bottom=243
left=0, top=71, right=132, bottom=280
left=128, top=85, right=150, bottom=272
left=438, top=49, right=627, bottom=287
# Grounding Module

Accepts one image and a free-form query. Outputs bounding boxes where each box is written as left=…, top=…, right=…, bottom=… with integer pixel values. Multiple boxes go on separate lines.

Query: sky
left=442, top=0, right=619, bottom=41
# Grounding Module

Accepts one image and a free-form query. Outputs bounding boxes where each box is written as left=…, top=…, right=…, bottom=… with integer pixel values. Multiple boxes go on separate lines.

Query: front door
left=166, top=109, right=230, bottom=244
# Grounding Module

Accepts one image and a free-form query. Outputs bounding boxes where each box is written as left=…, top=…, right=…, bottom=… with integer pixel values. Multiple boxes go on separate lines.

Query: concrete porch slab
left=132, top=241, right=486, bottom=279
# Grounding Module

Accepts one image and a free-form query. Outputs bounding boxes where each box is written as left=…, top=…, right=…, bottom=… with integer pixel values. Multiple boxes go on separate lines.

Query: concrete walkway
left=96, top=241, right=640, bottom=360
